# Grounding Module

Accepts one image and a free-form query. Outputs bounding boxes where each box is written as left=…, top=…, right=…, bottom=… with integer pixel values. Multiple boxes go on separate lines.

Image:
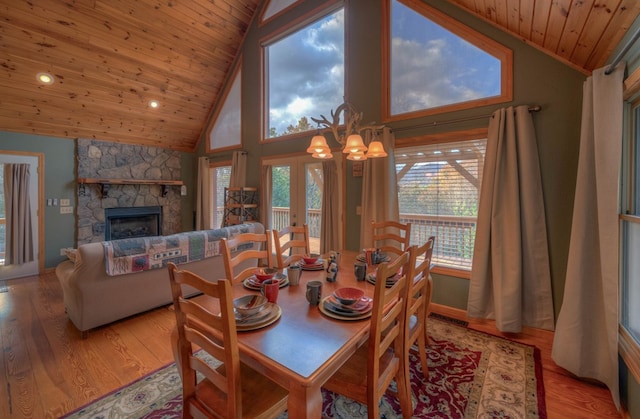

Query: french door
left=263, top=155, right=322, bottom=254
left=0, top=152, right=41, bottom=280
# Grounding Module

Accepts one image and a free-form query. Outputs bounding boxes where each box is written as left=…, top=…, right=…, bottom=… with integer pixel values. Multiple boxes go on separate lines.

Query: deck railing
left=213, top=207, right=476, bottom=271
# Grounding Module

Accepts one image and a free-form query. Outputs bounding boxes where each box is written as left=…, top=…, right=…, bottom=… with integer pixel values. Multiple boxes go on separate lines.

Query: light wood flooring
left=0, top=271, right=623, bottom=418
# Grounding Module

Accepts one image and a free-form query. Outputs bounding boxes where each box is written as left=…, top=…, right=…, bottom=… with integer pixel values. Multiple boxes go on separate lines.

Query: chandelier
left=307, top=102, right=388, bottom=161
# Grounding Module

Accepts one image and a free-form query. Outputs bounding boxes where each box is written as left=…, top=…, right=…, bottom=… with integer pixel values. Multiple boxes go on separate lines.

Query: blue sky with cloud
left=267, top=1, right=501, bottom=136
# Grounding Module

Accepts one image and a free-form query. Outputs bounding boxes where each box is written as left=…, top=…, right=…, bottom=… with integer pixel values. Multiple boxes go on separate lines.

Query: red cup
left=261, top=279, right=279, bottom=303
left=364, top=248, right=375, bottom=265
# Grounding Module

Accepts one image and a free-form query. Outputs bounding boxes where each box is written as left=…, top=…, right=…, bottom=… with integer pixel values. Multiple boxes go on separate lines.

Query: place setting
left=297, top=253, right=325, bottom=271
left=242, top=267, right=290, bottom=290
left=356, top=248, right=391, bottom=265
left=233, top=294, right=282, bottom=331
left=318, top=286, right=373, bottom=321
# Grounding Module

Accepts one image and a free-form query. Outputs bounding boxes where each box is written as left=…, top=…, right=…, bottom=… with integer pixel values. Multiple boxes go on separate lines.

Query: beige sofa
left=56, top=223, right=264, bottom=336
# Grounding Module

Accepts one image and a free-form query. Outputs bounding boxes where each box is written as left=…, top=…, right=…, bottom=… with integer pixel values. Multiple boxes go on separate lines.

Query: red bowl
left=302, top=254, right=319, bottom=265
left=253, top=268, right=277, bottom=282
left=333, top=287, right=365, bottom=306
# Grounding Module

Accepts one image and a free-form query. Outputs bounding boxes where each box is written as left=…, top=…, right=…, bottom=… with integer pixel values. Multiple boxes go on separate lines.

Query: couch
left=56, top=223, right=264, bottom=336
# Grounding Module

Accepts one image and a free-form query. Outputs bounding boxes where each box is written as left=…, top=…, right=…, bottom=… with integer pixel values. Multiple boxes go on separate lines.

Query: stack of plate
left=319, top=294, right=374, bottom=321
left=299, top=259, right=325, bottom=271
left=234, top=302, right=282, bottom=331
left=356, top=252, right=391, bottom=264
left=365, top=272, right=398, bottom=288
left=243, top=273, right=289, bottom=290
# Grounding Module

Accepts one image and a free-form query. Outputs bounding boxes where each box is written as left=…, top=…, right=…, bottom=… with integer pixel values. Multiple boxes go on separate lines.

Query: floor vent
left=429, top=312, right=469, bottom=327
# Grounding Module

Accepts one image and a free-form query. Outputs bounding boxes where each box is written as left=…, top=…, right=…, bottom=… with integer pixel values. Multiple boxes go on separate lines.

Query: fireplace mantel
left=78, top=178, right=184, bottom=198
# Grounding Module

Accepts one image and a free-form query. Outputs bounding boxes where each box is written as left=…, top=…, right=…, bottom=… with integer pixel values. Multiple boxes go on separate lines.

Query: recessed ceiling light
left=148, top=100, right=160, bottom=109
left=36, top=72, right=54, bottom=85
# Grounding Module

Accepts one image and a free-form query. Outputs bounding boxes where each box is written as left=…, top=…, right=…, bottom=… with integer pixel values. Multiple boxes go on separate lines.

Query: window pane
left=272, top=165, right=291, bottom=230
left=213, top=166, right=231, bottom=228
left=390, top=0, right=501, bottom=115
left=306, top=162, right=322, bottom=254
left=622, top=220, right=640, bottom=343
left=396, top=139, right=486, bottom=270
left=265, top=8, right=344, bottom=139
left=208, top=67, right=242, bottom=152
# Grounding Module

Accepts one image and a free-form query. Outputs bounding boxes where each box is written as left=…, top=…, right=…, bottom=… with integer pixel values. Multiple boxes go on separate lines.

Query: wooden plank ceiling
left=0, top=0, right=639, bottom=152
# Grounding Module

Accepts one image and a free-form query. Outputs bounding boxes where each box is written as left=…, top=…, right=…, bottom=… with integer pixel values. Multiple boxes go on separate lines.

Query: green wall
left=0, top=131, right=196, bottom=269
left=1, top=132, right=76, bottom=268
left=202, top=0, right=585, bottom=320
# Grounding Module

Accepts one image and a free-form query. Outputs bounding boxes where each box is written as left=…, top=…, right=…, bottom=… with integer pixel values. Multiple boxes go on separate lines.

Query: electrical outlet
left=60, top=198, right=70, bottom=206
left=60, top=206, right=74, bottom=214
left=47, top=198, right=53, bottom=206
left=60, top=248, right=68, bottom=256
left=53, top=198, right=58, bottom=206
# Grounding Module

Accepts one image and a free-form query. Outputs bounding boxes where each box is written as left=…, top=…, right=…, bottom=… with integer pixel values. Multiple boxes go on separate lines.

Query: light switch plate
left=60, top=198, right=70, bottom=206
left=60, top=206, right=74, bottom=214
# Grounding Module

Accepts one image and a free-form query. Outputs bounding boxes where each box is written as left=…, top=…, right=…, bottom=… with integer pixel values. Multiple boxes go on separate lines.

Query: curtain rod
left=393, top=105, right=541, bottom=132
left=605, top=26, right=640, bottom=75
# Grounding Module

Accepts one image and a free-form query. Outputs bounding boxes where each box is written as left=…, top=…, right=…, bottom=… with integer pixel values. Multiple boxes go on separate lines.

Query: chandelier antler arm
left=311, top=103, right=350, bottom=146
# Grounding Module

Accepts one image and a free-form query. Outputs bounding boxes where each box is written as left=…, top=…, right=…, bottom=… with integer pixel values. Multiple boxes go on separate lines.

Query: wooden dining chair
left=167, top=262, right=288, bottom=419
left=322, top=251, right=414, bottom=419
left=404, top=236, right=436, bottom=378
left=272, top=224, right=311, bottom=269
left=220, top=231, right=273, bottom=284
left=371, top=220, right=412, bottom=258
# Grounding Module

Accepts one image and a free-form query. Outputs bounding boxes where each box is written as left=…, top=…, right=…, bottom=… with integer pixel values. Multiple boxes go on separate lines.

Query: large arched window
left=384, top=0, right=512, bottom=121
left=262, top=3, right=344, bottom=141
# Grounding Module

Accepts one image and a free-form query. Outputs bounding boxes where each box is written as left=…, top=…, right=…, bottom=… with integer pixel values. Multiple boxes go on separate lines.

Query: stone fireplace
left=76, top=139, right=182, bottom=245
left=104, top=206, right=162, bottom=240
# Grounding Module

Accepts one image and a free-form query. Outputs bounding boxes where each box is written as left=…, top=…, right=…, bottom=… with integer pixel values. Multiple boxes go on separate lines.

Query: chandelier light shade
left=312, top=150, right=334, bottom=159
left=346, top=151, right=366, bottom=161
left=365, top=140, right=388, bottom=158
left=306, top=134, right=330, bottom=153
left=308, top=101, right=388, bottom=161
left=343, top=134, right=367, bottom=154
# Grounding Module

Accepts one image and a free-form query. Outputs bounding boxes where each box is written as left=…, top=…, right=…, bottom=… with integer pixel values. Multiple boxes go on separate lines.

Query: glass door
left=265, top=156, right=322, bottom=254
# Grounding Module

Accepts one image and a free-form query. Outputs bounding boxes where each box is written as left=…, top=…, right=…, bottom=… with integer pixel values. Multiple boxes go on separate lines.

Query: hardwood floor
left=0, top=271, right=622, bottom=418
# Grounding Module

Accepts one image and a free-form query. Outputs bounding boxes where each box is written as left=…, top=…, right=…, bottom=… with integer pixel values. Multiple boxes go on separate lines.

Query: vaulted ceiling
left=1, top=0, right=639, bottom=152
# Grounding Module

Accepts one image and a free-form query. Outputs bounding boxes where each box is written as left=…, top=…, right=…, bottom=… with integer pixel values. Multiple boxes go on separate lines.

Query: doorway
left=0, top=152, right=42, bottom=280
left=263, top=155, right=322, bottom=254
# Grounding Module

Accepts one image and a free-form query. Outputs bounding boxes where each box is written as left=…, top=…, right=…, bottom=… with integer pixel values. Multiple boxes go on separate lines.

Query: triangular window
left=260, top=0, right=302, bottom=24
left=384, top=0, right=512, bottom=119
left=207, top=60, right=242, bottom=152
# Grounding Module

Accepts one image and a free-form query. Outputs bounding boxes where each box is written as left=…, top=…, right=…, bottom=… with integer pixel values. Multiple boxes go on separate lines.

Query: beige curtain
left=320, top=159, right=340, bottom=253
left=468, top=105, right=555, bottom=333
left=261, top=165, right=272, bottom=229
left=552, top=64, right=624, bottom=410
left=360, top=127, right=399, bottom=248
left=195, top=157, right=213, bottom=230
left=4, top=163, right=34, bottom=265
left=230, top=150, right=247, bottom=188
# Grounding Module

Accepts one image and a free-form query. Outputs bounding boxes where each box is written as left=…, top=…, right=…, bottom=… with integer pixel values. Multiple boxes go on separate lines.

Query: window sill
left=620, top=326, right=640, bottom=384
left=431, top=265, right=471, bottom=280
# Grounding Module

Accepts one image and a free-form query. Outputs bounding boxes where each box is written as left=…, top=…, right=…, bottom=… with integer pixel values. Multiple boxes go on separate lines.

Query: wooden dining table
left=192, top=250, right=377, bottom=418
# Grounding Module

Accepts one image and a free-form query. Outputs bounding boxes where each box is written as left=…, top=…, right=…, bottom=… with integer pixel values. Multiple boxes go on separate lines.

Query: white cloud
left=267, top=9, right=345, bottom=135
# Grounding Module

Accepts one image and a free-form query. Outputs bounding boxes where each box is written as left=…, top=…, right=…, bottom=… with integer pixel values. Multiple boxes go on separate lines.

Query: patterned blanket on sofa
left=103, top=224, right=256, bottom=276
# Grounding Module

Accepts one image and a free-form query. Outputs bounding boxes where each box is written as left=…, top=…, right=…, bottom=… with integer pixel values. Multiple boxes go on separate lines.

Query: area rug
left=63, top=317, right=546, bottom=418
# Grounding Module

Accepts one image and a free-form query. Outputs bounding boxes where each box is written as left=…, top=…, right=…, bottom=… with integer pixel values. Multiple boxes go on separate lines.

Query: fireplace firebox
left=104, top=206, right=162, bottom=240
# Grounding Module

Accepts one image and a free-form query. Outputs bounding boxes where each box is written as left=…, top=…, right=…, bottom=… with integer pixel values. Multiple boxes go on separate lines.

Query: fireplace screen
left=104, top=206, right=162, bottom=240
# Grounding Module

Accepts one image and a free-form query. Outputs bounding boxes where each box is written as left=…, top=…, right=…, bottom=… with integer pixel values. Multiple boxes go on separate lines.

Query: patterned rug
left=63, top=317, right=546, bottom=418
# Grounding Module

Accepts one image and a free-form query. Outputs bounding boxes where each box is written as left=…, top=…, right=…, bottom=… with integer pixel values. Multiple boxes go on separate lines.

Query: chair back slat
left=371, top=220, right=412, bottom=258
left=404, top=236, right=436, bottom=377
left=221, top=231, right=273, bottom=284
left=272, top=224, right=311, bottom=268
